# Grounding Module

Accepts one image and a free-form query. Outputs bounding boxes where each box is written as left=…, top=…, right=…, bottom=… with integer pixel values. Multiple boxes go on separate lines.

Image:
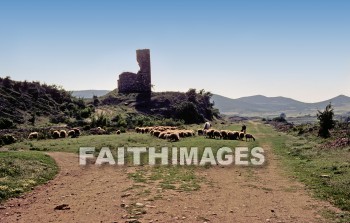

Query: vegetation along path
left=0, top=122, right=345, bottom=222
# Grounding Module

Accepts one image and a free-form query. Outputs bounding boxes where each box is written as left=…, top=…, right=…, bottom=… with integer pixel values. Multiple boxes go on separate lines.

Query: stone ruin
left=117, top=49, right=152, bottom=93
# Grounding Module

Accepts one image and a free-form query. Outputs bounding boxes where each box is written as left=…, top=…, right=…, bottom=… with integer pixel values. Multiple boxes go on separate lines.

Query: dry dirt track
left=0, top=147, right=340, bottom=223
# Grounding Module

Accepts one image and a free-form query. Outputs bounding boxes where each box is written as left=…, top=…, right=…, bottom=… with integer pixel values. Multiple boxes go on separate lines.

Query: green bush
left=0, top=118, right=15, bottom=129
left=80, top=107, right=92, bottom=119
left=49, top=114, right=69, bottom=124
left=0, top=134, right=17, bottom=146
left=174, top=101, right=204, bottom=124
left=91, top=112, right=110, bottom=128
left=317, top=103, right=335, bottom=138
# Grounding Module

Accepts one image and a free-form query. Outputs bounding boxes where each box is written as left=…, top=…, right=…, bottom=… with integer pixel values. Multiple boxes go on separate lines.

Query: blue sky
left=0, top=0, right=349, bottom=102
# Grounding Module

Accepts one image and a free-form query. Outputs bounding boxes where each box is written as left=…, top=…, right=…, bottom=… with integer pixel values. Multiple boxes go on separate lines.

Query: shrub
left=317, top=103, right=335, bottom=138
left=0, top=118, right=15, bottom=129
left=91, top=112, right=110, bottom=128
left=273, top=113, right=287, bottom=122
left=0, top=134, right=17, bottom=146
left=174, top=102, right=204, bottom=124
left=49, top=114, right=69, bottom=124
left=80, top=107, right=92, bottom=119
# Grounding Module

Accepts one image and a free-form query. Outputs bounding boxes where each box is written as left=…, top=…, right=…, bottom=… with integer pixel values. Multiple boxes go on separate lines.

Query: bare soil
left=0, top=147, right=341, bottom=223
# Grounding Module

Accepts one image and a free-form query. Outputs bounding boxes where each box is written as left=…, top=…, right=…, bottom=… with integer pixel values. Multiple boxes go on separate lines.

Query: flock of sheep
left=199, top=129, right=255, bottom=141
left=135, top=125, right=256, bottom=142
left=28, top=128, right=81, bottom=140
left=25, top=123, right=255, bottom=142
left=135, top=126, right=195, bottom=141
left=27, top=127, right=123, bottom=140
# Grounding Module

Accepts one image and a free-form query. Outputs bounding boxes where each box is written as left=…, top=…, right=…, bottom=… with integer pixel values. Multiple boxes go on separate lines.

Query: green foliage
left=0, top=76, right=90, bottom=126
left=273, top=113, right=287, bottom=122
left=29, top=113, right=36, bottom=126
left=49, top=114, right=69, bottom=124
left=174, top=101, right=204, bottom=124
left=317, top=103, right=335, bottom=138
left=0, top=134, right=17, bottom=146
left=91, top=112, right=110, bottom=128
left=93, top=95, right=100, bottom=107
left=79, top=107, right=93, bottom=119
left=0, top=117, right=15, bottom=129
left=110, top=113, right=184, bottom=129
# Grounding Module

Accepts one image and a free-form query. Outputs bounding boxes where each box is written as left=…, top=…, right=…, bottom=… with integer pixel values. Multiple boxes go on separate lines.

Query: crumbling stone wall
left=118, top=49, right=151, bottom=93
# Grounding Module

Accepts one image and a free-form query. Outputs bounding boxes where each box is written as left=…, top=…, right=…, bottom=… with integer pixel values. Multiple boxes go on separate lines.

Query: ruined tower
left=117, top=49, right=151, bottom=93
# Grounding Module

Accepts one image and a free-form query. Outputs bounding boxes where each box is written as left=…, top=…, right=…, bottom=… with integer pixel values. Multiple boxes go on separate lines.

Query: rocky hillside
left=0, top=77, right=218, bottom=129
left=0, top=77, right=92, bottom=128
left=99, top=89, right=220, bottom=124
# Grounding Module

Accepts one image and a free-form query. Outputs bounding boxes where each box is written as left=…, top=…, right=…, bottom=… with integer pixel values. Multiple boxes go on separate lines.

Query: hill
left=98, top=89, right=219, bottom=124
left=0, top=77, right=93, bottom=128
left=212, top=94, right=350, bottom=116
left=71, top=90, right=109, bottom=98
left=0, top=78, right=218, bottom=129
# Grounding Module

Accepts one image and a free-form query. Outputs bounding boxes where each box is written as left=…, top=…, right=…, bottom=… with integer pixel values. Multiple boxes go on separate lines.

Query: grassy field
left=2, top=121, right=350, bottom=221
left=0, top=151, right=58, bottom=202
left=269, top=133, right=350, bottom=212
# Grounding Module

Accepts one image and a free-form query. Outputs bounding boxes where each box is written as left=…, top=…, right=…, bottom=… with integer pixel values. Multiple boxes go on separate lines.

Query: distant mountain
left=71, top=90, right=110, bottom=98
left=212, top=94, right=350, bottom=117
left=71, top=89, right=350, bottom=117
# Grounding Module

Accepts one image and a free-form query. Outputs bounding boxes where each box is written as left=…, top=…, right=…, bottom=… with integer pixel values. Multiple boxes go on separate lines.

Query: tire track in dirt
left=0, top=136, right=342, bottom=223
left=0, top=152, right=132, bottom=223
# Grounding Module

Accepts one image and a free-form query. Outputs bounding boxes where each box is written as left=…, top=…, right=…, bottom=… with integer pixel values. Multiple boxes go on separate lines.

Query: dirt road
left=0, top=147, right=340, bottom=223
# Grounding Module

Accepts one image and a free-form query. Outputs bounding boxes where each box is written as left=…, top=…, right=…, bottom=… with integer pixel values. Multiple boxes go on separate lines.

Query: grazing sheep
left=28, top=132, right=39, bottom=139
left=178, top=131, right=185, bottom=138
left=68, top=130, right=76, bottom=138
left=239, top=132, right=245, bottom=140
left=228, top=131, right=239, bottom=140
left=52, top=131, right=60, bottom=139
left=206, top=129, right=215, bottom=138
left=135, top=127, right=141, bottom=133
left=220, top=130, right=228, bottom=140
left=184, top=130, right=194, bottom=137
left=158, top=132, right=167, bottom=139
left=245, top=134, right=255, bottom=141
left=213, top=130, right=222, bottom=139
left=197, top=129, right=204, bottom=135
left=60, top=130, right=67, bottom=138
left=166, top=133, right=180, bottom=141
left=116, top=130, right=121, bottom=135
left=73, top=128, right=81, bottom=137
left=153, top=131, right=161, bottom=137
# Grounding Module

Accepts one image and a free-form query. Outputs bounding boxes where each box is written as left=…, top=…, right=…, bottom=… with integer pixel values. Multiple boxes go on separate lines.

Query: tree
left=93, top=95, right=100, bottom=107
left=317, top=103, right=335, bottom=138
left=186, top=88, right=197, bottom=104
left=0, top=118, right=15, bottom=129
left=29, top=113, right=36, bottom=126
left=272, top=113, right=286, bottom=122
left=175, top=101, right=204, bottom=124
left=280, top=113, right=286, bottom=120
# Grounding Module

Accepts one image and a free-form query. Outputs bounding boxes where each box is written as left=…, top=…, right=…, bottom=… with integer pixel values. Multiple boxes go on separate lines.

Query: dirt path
left=0, top=145, right=340, bottom=222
